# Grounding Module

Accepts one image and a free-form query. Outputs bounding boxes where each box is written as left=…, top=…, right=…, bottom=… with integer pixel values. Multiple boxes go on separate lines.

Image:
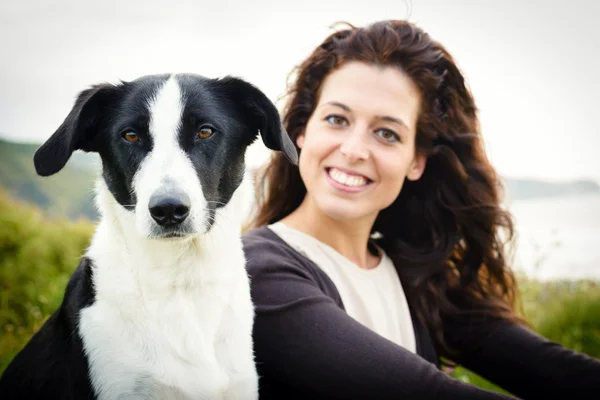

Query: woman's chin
left=316, top=199, right=374, bottom=223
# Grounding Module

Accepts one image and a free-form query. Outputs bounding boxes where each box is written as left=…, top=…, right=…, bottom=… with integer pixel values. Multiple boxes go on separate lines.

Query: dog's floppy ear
left=220, top=76, right=298, bottom=165
left=34, top=83, right=115, bottom=176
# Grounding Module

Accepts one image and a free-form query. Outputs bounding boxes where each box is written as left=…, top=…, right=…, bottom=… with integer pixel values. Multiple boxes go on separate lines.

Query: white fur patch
left=79, top=75, right=258, bottom=400
left=133, top=76, right=208, bottom=237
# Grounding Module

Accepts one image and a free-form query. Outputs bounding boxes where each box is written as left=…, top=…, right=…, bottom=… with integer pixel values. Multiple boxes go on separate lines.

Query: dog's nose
left=148, top=193, right=191, bottom=226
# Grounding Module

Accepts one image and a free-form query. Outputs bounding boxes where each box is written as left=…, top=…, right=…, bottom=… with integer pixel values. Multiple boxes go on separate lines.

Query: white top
left=269, top=222, right=416, bottom=353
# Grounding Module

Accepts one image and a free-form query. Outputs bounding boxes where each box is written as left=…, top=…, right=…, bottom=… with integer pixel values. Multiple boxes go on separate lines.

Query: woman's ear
left=296, top=131, right=305, bottom=149
left=407, top=153, right=427, bottom=181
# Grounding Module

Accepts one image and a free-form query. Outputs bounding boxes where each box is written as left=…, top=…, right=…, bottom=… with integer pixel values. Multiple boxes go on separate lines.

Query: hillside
left=0, top=138, right=598, bottom=221
left=0, top=138, right=99, bottom=220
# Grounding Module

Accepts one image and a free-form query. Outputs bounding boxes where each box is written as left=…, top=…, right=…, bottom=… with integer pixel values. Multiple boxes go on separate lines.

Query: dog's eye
left=197, top=126, right=214, bottom=139
left=123, top=131, right=139, bottom=143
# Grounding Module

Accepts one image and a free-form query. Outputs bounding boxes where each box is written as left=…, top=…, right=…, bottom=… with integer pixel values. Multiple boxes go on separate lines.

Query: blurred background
left=1, top=0, right=598, bottom=395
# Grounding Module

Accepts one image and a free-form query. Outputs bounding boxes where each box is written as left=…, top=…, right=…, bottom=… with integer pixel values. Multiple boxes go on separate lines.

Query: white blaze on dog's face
left=33, top=73, right=299, bottom=239
left=133, top=77, right=208, bottom=238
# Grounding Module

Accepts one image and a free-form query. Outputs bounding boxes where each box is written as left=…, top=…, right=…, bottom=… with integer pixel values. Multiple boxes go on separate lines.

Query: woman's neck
left=280, top=196, right=380, bottom=269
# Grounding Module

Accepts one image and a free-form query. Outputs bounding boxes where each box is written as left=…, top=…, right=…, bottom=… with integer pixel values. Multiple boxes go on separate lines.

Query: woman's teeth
left=328, top=168, right=368, bottom=187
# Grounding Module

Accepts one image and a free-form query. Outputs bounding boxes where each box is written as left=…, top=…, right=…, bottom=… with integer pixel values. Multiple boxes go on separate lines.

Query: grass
left=0, top=190, right=95, bottom=371
left=448, top=277, right=600, bottom=394
left=0, top=189, right=598, bottom=395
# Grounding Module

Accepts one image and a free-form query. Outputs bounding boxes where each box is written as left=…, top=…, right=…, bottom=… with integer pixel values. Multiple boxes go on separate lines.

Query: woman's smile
left=325, top=167, right=373, bottom=193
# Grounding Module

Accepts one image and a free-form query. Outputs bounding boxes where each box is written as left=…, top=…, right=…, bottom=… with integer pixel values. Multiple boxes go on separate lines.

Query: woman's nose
left=340, top=128, right=369, bottom=162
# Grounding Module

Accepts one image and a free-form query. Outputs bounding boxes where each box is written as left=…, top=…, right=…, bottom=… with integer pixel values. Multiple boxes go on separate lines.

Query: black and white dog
left=0, top=73, right=297, bottom=399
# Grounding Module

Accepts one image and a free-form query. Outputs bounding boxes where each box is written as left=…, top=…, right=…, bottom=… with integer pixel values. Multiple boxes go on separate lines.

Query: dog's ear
left=34, top=83, right=115, bottom=176
left=220, top=76, right=298, bottom=165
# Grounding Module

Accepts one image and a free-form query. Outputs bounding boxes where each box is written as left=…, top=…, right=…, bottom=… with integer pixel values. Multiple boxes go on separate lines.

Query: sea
left=508, top=193, right=600, bottom=281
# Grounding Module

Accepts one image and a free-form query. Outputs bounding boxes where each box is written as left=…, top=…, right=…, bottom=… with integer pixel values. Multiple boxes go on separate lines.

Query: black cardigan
left=242, top=226, right=600, bottom=399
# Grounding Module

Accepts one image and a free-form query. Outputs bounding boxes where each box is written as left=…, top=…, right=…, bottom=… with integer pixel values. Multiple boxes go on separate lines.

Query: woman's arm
left=245, top=238, right=517, bottom=399
left=447, top=319, right=600, bottom=399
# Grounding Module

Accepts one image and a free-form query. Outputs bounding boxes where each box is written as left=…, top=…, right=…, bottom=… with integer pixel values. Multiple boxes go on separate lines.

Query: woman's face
left=296, top=61, right=426, bottom=224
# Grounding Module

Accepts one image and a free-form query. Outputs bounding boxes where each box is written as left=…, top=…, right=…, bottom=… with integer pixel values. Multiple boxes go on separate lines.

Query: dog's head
left=34, top=74, right=297, bottom=239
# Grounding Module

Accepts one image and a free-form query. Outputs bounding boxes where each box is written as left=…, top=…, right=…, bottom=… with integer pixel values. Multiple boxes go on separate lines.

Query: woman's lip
left=325, top=168, right=372, bottom=193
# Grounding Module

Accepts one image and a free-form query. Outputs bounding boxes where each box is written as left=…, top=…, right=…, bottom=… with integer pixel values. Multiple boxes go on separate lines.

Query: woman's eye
left=376, top=129, right=400, bottom=143
left=325, top=115, right=348, bottom=126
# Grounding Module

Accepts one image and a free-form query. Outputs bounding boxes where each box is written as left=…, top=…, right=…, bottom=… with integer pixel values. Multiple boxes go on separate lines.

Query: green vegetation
left=0, top=189, right=598, bottom=395
left=0, top=190, right=95, bottom=372
left=449, top=277, right=600, bottom=394
left=0, top=138, right=99, bottom=220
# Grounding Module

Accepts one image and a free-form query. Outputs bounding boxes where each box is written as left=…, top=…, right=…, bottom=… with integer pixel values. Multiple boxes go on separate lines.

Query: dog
left=0, top=73, right=298, bottom=399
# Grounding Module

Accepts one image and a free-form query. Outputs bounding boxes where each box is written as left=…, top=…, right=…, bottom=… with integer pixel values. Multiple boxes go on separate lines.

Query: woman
left=242, top=20, right=600, bottom=399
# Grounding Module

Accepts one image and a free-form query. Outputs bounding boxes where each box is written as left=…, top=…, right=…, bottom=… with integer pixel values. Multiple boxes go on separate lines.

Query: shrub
left=0, top=190, right=94, bottom=373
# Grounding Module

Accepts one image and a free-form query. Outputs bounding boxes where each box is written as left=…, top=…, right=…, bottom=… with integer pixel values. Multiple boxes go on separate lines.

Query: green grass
left=449, top=276, right=600, bottom=394
left=0, top=190, right=95, bottom=372
left=0, top=190, right=598, bottom=395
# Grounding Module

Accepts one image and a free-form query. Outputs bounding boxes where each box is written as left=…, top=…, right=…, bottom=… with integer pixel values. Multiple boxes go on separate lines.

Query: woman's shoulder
left=241, top=225, right=339, bottom=294
left=241, top=225, right=282, bottom=247
left=242, top=225, right=311, bottom=272
left=241, top=225, right=293, bottom=259
left=242, top=226, right=309, bottom=266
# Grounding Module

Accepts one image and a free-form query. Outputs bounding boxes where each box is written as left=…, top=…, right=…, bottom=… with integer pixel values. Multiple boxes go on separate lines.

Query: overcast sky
left=1, top=0, right=598, bottom=182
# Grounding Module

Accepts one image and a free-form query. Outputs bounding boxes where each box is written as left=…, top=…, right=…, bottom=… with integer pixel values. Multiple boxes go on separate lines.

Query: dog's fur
left=0, top=73, right=297, bottom=399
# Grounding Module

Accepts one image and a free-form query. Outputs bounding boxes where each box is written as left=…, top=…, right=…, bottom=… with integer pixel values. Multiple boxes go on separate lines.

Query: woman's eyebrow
left=375, top=115, right=409, bottom=129
left=320, top=101, right=351, bottom=111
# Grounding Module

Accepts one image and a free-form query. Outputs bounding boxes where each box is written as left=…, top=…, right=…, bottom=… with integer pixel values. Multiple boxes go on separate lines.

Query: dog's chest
left=79, top=289, right=245, bottom=400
